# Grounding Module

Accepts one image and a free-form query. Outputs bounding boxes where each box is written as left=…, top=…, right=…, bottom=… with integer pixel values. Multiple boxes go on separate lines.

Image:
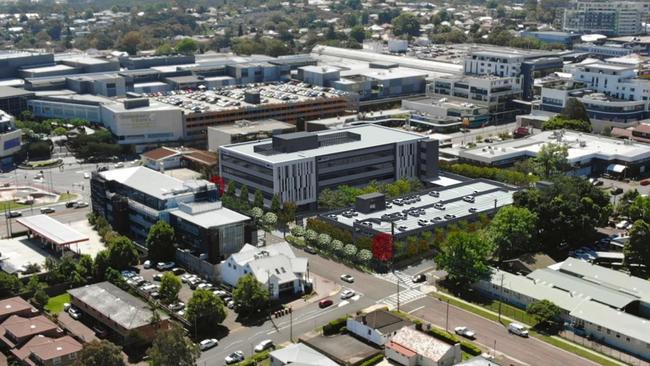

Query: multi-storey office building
left=402, top=97, right=489, bottom=131
left=219, top=125, right=439, bottom=210
left=563, top=0, right=648, bottom=36
left=90, top=166, right=254, bottom=262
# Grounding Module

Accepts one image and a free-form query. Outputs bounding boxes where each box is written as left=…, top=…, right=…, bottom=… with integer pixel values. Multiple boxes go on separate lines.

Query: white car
left=74, top=201, right=88, bottom=208
left=454, top=326, right=476, bottom=339
left=254, top=339, right=274, bottom=352
left=340, top=274, right=354, bottom=283
left=169, top=302, right=185, bottom=311
left=68, top=307, right=82, bottom=320
left=156, top=261, right=175, bottom=271
left=616, top=220, right=629, bottom=229
left=340, top=289, right=355, bottom=299
left=113, top=162, right=124, bottom=168
left=199, top=338, right=218, bottom=351
left=143, top=260, right=152, bottom=269
left=225, top=351, right=245, bottom=364
left=83, top=172, right=90, bottom=179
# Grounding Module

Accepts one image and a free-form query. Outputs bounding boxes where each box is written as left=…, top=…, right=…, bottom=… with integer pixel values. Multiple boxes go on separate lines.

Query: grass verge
left=45, top=293, right=70, bottom=314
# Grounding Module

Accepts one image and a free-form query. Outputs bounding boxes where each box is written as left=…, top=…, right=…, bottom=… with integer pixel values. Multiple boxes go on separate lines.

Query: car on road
left=65, top=201, right=76, bottom=208
left=5, top=211, right=21, bottom=218
left=83, top=172, right=90, bottom=179
left=412, top=274, right=427, bottom=283
left=113, top=162, right=124, bottom=169
left=304, top=246, right=317, bottom=254
left=225, top=351, right=245, bottom=364
left=143, top=260, right=152, bottom=269
left=199, top=338, right=218, bottom=351
left=73, top=201, right=88, bottom=208
left=319, top=299, right=333, bottom=308
left=40, top=207, right=55, bottom=214
left=169, top=302, right=185, bottom=311
left=68, top=307, right=82, bottom=320
left=340, top=289, right=355, bottom=299
left=610, top=187, right=623, bottom=195
left=454, top=326, right=476, bottom=339
left=508, top=322, right=529, bottom=337
left=641, top=179, right=650, bottom=186
left=340, top=274, right=354, bottom=283
left=254, top=339, right=274, bottom=352
left=156, top=262, right=175, bottom=271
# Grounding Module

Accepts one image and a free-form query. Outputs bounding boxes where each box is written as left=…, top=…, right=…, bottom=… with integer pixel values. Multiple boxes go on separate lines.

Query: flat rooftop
left=21, top=64, right=75, bottom=73
left=169, top=202, right=249, bottom=229
left=459, top=130, right=650, bottom=164
left=16, top=215, right=88, bottom=246
left=208, top=119, right=294, bottom=135
left=98, top=166, right=202, bottom=200
left=220, top=124, right=427, bottom=164
left=150, top=82, right=348, bottom=114
left=68, top=282, right=169, bottom=330
left=323, top=179, right=516, bottom=235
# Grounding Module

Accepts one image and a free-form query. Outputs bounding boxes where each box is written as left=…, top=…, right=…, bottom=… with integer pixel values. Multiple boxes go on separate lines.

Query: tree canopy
left=391, top=13, right=421, bottom=38
left=436, top=231, right=493, bottom=286
left=146, top=220, right=176, bottom=263
left=526, top=299, right=561, bottom=329
left=561, top=98, right=590, bottom=122
left=232, top=274, right=270, bottom=314
left=532, top=143, right=569, bottom=178
left=487, top=206, right=538, bottom=260
left=624, top=219, right=650, bottom=272
left=159, top=272, right=181, bottom=304
left=74, top=340, right=125, bottom=366
left=186, top=289, right=226, bottom=335
left=147, top=324, right=199, bottom=366
left=542, top=116, right=592, bottom=133
left=107, top=236, right=139, bottom=270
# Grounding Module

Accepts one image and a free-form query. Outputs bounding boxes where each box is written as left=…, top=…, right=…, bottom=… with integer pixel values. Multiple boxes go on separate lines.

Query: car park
left=319, top=299, right=333, bottom=308
left=462, top=195, right=475, bottom=203
left=199, top=338, right=218, bottom=351
left=340, top=274, right=354, bottom=283
left=454, top=326, right=476, bottom=339
left=254, top=339, right=274, bottom=352
left=225, top=351, right=245, bottom=364
left=340, top=289, right=355, bottom=299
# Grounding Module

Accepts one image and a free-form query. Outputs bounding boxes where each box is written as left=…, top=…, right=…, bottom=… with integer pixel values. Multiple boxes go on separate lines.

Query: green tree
left=270, top=194, right=281, bottom=213
left=93, top=250, right=110, bottom=281
left=526, top=299, right=561, bottom=328
left=532, top=143, right=569, bottom=178
left=74, top=340, right=125, bottom=366
left=146, top=221, right=176, bottom=263
left=436, top=232, right=493, bottom=286
left=175, top=38, right=198, bottom=55
left=159, top=272, right=181, bottom=304
left=349, top=25, right=366, bottom=43
left=186, top=289, right=226, bottom=335
left=542, top=116, right=592, bottom=133
left=155, top=43, right=175, bottom=55
left=624, top=220, right=650, bottom=271
left=232, top=274, right=270, bottom=314
left=33, top=288, right=49, bottom=308
left=253, top=189, right=264, bottom=208
left=0, top=272, right=22, bottom=297
left=53, top=126, right=67, bottom=136
left=147, top=324, right=199, bottom=366
left=108, top=236, right=139, bottom=270
left=628, top=195, right=650, bottom=223
left=240, top=185, right=250, bottom=206
left=77, top=254, right=94, bottom=279
left=278, top=202, right=297, bottom=236
left=561, top=98, right=590, bottom=122
left=118, top=31, right=142, bottom=55
left=392, top=13, right=421, bottom=38
left=487, top=206, right=538, bottom=260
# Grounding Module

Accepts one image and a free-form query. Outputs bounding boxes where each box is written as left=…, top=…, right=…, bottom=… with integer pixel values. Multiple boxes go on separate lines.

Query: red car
left=319, top=299, right=333, bottom=308
left=641, top=179, right=650, bottom=186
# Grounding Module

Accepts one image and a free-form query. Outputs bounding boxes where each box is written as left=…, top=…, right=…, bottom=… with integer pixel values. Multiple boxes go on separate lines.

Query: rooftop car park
left=321, top=179, right=517, bottom=238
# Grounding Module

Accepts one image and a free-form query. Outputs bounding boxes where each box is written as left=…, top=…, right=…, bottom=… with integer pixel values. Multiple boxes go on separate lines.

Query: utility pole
left=396, top=272, right=400, bottom=312
left=445, top=299, right=449, bottom=332
left=289, top=306, right=293, bottom=343
left=493, top=339, right=497, bottom=359
left=498, top=273, right=504, bottom=322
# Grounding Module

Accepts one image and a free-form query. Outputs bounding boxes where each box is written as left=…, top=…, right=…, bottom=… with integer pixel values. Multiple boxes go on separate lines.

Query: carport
left=16, top=215, right=89, bottom=253
left=606, top=164, right=628, bottom=176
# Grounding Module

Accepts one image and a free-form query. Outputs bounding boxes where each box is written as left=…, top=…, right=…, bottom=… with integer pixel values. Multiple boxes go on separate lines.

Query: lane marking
left=408, top=306, right=425, bottom=314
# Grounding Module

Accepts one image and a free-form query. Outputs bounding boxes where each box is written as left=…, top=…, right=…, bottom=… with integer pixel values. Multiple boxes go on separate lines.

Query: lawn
left=57, top=193, right=77, bottom=202
left=45, top=293, right=70, bottom=314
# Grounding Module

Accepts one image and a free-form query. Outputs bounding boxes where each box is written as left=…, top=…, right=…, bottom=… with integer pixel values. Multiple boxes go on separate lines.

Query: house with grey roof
left=219, top=242, right=309, bottom=299
left=347, top=308, right=412, bottom=346
left=475, top=258, right=650, bottom=360
left=269, top=343, right=338, bottom=366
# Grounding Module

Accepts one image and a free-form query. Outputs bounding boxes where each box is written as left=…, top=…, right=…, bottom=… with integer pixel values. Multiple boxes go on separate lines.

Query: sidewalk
left=434, top=291, right=627, bottom=366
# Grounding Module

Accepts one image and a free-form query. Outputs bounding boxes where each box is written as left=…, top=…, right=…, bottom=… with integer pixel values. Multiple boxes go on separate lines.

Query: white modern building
left=476, top=258, right=650, bottom=360
left=219, top=242, right=309, bottom=299
left=0, top=110, right=21, bottom=160
left=563, top=0, right=649, bottom=36
left=207, top=119, right=295, bottom=152
left=464, top=50, right=525, bottom=80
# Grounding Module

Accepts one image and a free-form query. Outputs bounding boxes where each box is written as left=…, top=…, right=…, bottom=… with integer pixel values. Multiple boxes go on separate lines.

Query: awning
left=607, top=164, right=627, bottom=173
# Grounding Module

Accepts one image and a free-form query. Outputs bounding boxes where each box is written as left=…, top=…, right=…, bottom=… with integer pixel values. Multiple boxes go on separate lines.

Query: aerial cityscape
left=0, top=0, right=648, bottom=365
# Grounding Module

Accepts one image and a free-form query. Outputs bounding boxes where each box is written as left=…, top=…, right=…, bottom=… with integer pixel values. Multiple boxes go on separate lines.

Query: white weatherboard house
left=219, top=242, right=309, bottom=299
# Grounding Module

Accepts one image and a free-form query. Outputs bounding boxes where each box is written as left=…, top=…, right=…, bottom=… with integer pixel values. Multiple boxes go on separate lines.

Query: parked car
left=113, top=162, right=124, bottom=168
left=63, top=303, right=71, bottom=312
left=169, top=302, right=185, bottom=311
left=641, top=179, right=650, bottom=186
left=93, top=325, right=108, bottom=338
left=254, top=339, right=274, bottom=352
left=319, top=299, right=333, bottom=308
left=156, top=262, right=175, bottom=271
left=68, top=307, right=82, bottom=320
left=615, top=220, right=629, bottom=229
left=65, top=201, right=76, bottom=208
left=83, top=172, right=90, bottom=179
left=412, top=274, right=426, bottom=283
left=304, top=246, right=317, bottom=254
left=40, top=207, right=55, bottom=214
left=610, top=187, right=623, bottom=195
left=227, top=300, right=236, bottom=309
left=181, top=274, right=195, bottom=283
left=152, top=273, right=163, bottom=281
left=171, top=268, right=185, bottom=275
left=340, top=289, right=355, bottom=299
left=143, top=260, right=152, bottom=269
left=199, top=338, right=218, bottom=351
left=225, top=351, right=245, bottom=364
left=454, top=326, right=476, bottom=339
left=340, top=274, right=354, bottom=283
left=74, top=201, right=88, bottom=208
left=508, top=322, right=529, bottom=337
left=5, top=211, right=21, bottom=218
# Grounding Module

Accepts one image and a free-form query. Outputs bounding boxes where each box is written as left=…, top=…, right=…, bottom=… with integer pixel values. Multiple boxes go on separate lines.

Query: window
left=368, top=329, right=371, bottom=335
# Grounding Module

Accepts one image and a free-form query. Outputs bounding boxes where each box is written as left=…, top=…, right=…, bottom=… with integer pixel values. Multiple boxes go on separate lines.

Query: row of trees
left=318, top=178, right=424, bottom=209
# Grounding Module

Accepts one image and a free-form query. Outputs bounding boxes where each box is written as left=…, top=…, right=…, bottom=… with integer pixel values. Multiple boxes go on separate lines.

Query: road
left=198, top=249, right=597, bottom=366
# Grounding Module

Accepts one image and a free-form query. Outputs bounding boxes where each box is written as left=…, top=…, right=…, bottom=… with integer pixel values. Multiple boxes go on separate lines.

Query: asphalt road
left=198, top=249, right=597, bottom=366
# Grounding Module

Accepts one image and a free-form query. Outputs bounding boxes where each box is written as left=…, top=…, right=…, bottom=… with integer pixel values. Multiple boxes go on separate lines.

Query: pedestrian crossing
left=377, top=288, right=426, bottom=309
left=374, top=271, right=419, bottom=289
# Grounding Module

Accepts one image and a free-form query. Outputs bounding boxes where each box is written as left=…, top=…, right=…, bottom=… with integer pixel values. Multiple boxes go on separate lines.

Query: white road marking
left=408, top=306, right=425, bottom=314
left=338, top=300, right=349, bottom=307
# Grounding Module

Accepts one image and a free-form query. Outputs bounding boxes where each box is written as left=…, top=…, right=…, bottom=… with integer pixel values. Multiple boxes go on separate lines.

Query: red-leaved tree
left=372, top=233, right=393, bottom=262
left=209, top=175, right=225, bottom=195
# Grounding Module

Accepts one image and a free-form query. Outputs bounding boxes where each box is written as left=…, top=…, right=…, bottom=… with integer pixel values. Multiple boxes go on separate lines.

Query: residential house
left=0, top=315, right=62, bottom=349
left=11, top=335, right=82, bottom=366
left=0, top=297, right=37, bottom=322
left=386, top=327, right=462, bottom=366
left=347, top=308, right=412, bottom=346
left=269, top=342, right=338, bottom=366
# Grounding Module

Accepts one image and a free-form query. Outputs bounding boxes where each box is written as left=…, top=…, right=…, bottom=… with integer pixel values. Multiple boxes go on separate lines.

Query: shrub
left=460, top=341, right=482, bottom=356
left=359, top=354, right=384, bottom=366
left=323, top=316, right=348, bottom=335
left=414, top=320, right=423, bottom=331
left=427, top=327, right=460, bottom=345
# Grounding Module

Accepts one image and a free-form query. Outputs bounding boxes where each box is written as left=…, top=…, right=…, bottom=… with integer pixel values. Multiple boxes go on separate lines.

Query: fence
left=561, top=329, right=650, bottom=366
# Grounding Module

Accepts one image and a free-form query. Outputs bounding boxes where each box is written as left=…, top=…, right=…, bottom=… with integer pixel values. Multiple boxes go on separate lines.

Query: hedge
left=238, top=350, right=271, bottom=366
left=359, top=353, right=384, bottom=366
left=461, top=341, right=482, bottom=356
left=427, top=327, right=460, bottom=345
left=323, top=316, right=348, bottom=335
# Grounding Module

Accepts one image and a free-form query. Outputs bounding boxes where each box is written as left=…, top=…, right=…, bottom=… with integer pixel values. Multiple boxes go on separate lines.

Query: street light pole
left=498, top=273, right=504, bottom=322
left=445, top=299, right=449, bottom=332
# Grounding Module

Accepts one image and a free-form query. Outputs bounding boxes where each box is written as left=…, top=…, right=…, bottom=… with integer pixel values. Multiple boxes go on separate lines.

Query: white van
left=508, top=322, right=529, bottom=337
